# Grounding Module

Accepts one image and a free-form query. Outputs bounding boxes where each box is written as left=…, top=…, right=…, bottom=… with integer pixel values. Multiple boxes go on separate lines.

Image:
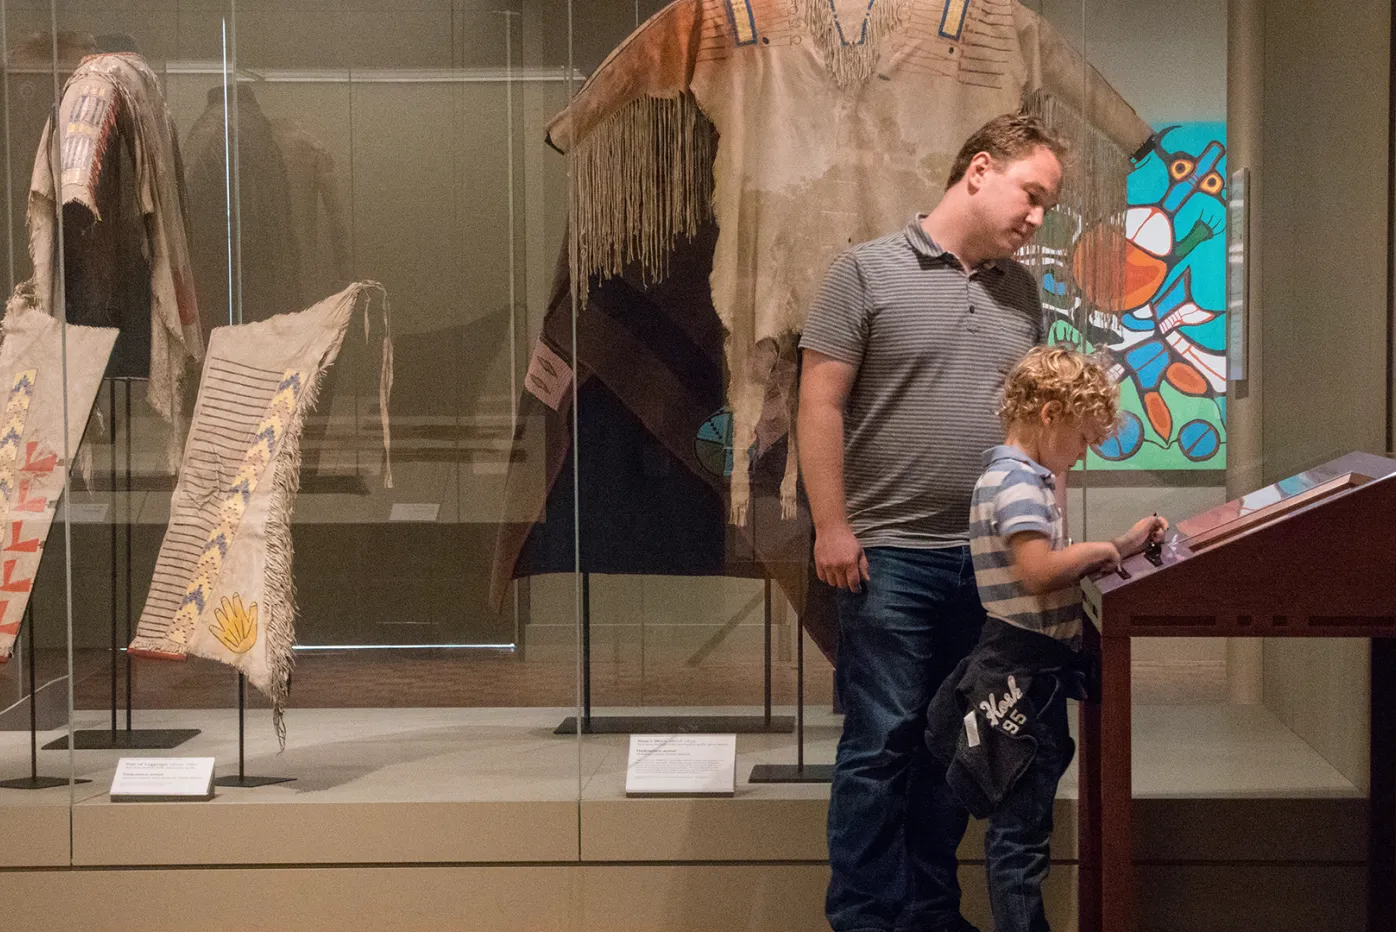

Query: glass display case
left=0, top=0, right=589, bottom=877
left=0, top=1, right=1389, bottom=929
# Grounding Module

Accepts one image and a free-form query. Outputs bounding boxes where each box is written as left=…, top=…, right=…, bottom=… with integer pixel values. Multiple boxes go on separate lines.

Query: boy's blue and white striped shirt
left=969, top=445, right=1082, bottom=649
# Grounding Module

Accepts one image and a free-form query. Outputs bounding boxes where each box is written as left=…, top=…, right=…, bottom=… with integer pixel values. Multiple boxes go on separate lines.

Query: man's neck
left=921, top=200, right=986, bottom=271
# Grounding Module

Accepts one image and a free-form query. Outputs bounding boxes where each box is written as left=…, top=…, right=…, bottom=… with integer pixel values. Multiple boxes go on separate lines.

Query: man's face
left=970, top=145, right=1063, bottom=259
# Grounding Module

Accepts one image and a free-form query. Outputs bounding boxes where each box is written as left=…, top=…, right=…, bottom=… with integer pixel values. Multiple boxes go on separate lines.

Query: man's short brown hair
left=945, top=112, right=1069, bottom=189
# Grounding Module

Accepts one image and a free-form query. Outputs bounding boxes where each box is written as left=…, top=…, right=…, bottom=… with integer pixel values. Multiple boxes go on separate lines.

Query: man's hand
left=815, top=524, right=871, bottom=592
left=1112, top=515, right=1169, bottom=559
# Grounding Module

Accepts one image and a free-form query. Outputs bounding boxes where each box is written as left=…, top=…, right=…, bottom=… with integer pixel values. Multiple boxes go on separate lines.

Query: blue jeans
left=982, top=678, right=1077, bottom=932
left=826, top=546, right=987, bottom=932
left=983, top=683, right=1074, bottom=932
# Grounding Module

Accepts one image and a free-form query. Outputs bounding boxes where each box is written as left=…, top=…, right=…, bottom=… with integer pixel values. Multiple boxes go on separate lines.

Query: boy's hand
left=1113, top=515, right=1170, bottom=558
left=815, top=523, right=871, bottom=592
left=1082, top=541, right=1122, bottom=575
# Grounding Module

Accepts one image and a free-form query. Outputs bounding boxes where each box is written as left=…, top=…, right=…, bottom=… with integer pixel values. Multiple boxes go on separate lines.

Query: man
left=799, top=113, right=1066, bottom=932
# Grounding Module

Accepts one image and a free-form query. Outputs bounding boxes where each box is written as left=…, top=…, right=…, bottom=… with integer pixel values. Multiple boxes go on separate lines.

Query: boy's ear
left=1039, top=401, right=1063, bottom=426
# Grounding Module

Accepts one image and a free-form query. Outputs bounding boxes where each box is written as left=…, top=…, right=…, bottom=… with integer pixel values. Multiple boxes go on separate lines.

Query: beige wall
left=1252, top=0, right=1391, bottom=791
left=1041, top=0, right=1227, bottom=122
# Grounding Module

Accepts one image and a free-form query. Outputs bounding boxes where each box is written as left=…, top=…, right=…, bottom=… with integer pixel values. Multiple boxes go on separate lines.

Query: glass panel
left=0, top=0, right=79, bottom=824
left=562, top=1, right=822, bottom=815
left=1243, top=0, right=1390, bottom=815
left=15, top=0, right=584, bottom=864
left=36, top=0, right=235, bottom=806
left=1062, top=0, right=1233, bottom=712
left=1077, top=0, right=1371, bottom=842
left=183, top=0, right=580, bottom=815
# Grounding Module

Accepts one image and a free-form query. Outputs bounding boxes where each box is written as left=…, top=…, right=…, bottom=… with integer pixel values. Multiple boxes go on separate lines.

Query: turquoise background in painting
left=1046, top=122, right=1228, bottom=471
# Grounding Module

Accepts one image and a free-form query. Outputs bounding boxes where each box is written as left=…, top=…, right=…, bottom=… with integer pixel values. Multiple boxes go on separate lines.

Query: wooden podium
left=1077, top=451, right=1396, bottom=932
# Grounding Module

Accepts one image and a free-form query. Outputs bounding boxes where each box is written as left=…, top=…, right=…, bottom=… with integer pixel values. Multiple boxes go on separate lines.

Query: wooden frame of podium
left=1076, top=452, right=1396, bottom=932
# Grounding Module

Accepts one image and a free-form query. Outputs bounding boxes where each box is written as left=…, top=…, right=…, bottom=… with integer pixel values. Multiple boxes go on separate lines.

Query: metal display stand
left=0, top=604, right=90, bottom=789
left=748, top=599, right=833, bottom=783
left=213, top=674, right=293, bottom=788
left=44, top=379, right=198, bottom=751
left=555, top=574, right=794, bottom=735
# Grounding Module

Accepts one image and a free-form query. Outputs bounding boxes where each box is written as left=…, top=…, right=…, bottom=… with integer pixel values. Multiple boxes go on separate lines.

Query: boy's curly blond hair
left=1000, top=346, right=1120, bottom=441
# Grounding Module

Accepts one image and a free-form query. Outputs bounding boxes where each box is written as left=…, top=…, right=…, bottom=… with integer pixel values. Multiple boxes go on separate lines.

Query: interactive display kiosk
left=1078, top=451, right=1396, bottom=932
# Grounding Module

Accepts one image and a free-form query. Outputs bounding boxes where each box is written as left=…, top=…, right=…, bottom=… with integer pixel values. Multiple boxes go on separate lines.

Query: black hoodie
left=924, top=616, right=1099, bottom=818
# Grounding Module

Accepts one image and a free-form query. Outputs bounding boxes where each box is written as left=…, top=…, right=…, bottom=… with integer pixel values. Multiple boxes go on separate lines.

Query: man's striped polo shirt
left=799, top=215, right=1044, bottom=549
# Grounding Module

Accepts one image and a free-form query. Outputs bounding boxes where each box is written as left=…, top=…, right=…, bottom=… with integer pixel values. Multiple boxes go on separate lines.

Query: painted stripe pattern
left=798, top=218, right=1043, bottom=548
left=724, top=0, right=759, bottom=45
left=0, top=370, right=36, bottom=508
left=939, top=0, right=969, bottom=39
left=0, top=370, right=37, bottom=646
left=137, top=359, right=303, bottom=647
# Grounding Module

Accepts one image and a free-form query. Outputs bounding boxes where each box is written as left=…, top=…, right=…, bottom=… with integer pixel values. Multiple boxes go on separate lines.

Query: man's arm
left=799, top=349, right=868, bottom=592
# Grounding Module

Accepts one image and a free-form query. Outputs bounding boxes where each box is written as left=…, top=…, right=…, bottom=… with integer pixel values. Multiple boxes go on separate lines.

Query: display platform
left=0, top=702, right=1365, bottom=868
left=0, top=702, right=1372, bottom=932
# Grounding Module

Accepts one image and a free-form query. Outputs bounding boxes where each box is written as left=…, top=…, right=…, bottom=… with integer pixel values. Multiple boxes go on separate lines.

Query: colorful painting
left=1041, top=123, right=1227, bottom=470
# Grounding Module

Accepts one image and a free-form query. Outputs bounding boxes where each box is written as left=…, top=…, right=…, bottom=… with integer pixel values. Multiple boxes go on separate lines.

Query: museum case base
left=0, top=703, right=1375, bottom=931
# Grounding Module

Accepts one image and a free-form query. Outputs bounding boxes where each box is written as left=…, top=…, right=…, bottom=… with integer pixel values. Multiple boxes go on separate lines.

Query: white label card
left=59, top=502, right=110, bottom=524
left=625, top=734, right=737, bottom=797
left=110, top=757, right=216, bottom=802
left=389, top=503, right=440, bottom=523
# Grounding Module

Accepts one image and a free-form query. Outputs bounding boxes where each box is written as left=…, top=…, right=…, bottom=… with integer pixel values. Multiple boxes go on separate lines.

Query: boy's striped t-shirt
left=969, top=445, right=1083, bottom=649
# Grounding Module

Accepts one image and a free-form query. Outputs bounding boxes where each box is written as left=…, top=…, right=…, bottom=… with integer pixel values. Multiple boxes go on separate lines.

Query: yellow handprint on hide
left=210, top=595, right=258, bottom=654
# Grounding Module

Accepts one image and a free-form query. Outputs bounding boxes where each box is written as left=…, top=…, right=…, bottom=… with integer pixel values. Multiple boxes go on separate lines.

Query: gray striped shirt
left=970, top=446, right=1082, bottom=649
left=799, top=216, right=1044, bottom=549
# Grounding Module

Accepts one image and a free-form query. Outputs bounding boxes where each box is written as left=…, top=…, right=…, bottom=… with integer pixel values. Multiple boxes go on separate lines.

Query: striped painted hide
left=129, top=282, right=391, bottom=743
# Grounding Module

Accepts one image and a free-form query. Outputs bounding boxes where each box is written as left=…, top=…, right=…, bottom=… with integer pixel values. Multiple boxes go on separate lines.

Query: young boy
left=925, top=345, right=1167, bottom=932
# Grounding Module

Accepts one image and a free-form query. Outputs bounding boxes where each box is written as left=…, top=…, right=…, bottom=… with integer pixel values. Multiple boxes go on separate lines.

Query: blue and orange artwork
left=1042, top=123, right=1227, bottom=470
